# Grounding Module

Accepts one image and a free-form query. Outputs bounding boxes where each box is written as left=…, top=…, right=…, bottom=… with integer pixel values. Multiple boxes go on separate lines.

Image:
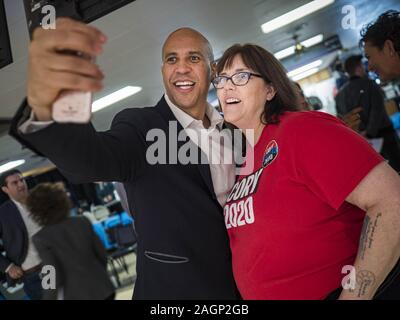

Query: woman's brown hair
left=215, top=44, right=301, bottom=124
left=27, top=182, right=71, bottom=226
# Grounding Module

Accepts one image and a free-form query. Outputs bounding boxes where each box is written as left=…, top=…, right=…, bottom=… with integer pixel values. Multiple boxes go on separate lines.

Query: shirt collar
left=164, top=93, right=224, bottom=130
left=11, top=199, right=27, bottom=212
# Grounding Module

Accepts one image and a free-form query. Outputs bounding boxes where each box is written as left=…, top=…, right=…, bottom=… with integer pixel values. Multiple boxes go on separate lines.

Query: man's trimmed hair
left=344, top=55, right=363, bottom=76
left=162, top=27, right=214, bottom=63
left=0, top=169, right=22, bottom=188
left=360, top=10, right=400, bottom=54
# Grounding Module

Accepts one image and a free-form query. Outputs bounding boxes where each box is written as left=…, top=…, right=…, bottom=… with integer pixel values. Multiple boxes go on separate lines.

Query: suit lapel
left=155, top=96, right=217, bottom=200
left=7, top=201, right=29, bottom=258
left=8, top=201, right=27, bottom=231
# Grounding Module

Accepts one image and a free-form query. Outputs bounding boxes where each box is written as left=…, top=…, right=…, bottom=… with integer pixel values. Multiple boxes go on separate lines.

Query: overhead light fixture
left=275, top=47, right=296, bottom=60
left=0, top=159, right=26, bottom=174
left=92, top=86, right=142, bottom=112
left=274, top=34, right=324, bottom=60
left=301, top=34, right=324, bottom=47
left=291, top=67, right=320, bottom=81
left=261, top=0, right=335, bottom=34
left=287, top=59, right=322, bottom=78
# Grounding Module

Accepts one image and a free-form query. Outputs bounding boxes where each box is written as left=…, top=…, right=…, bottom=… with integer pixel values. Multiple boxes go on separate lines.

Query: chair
left=92, top=222, right=116, bottom=250
left=106, top=214, right=137, bottom=287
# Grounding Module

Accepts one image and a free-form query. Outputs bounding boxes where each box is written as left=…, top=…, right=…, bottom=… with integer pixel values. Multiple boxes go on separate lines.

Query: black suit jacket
left=33, top=216, right=115, bottom=300
left=10, top=96, right=239, bottom=299
left=0, top=200, right=29, bottom=273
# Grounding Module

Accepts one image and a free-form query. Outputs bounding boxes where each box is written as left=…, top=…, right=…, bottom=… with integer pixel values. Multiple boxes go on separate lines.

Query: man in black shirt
left=335, top=55, right=400, bottom=172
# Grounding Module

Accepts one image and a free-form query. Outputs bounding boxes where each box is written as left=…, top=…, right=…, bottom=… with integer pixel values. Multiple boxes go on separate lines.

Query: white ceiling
left=1, top=0, right=399, bottom=173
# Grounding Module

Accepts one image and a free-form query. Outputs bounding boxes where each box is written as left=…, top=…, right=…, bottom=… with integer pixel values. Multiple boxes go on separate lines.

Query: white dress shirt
left=11, top=200, right=42, bottom=271
left=165, top=94, right=235, bottom=207
left=18, top=111, right=53, bottom=134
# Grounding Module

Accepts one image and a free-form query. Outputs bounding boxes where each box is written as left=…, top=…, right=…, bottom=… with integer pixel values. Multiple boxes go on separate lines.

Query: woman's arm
left=339, top=161, right=400, bottom=299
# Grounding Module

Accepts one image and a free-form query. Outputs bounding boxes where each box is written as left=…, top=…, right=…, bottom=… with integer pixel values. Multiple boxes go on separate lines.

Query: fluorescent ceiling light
left=275, top=47, right=296, bottom=60
left=261, top=0, right=335, bottom=34
left=0, top=160, right=26, bottom=174
left=92, top=86, right=142, bottom=112
left=287, top=59, right=322, bottom=78
left=274, top=34, right=324, bottom=60
left=301, top=34, right=324, bottom=47
left=291, top=67, right=319, bottom=81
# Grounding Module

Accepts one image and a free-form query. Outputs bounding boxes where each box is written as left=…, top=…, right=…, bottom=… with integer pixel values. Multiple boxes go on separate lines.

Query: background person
left=361, top=10, right=400, bottom=83
left=0, top=169, right=43, bottom=300
left=335, top=55, right=400, bottom=172
left=27, top=182, right=115, bottom=300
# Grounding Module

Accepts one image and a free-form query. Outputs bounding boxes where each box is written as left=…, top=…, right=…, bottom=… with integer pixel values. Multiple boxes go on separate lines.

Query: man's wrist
left=27, top=98, right=52, bottom=121
left=338, top=281, right=378, bottom=300
left=31, top=109, right=52, bottom=122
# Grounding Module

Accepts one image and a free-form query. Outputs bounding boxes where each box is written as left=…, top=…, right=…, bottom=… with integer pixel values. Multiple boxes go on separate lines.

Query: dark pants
left=23, top=271, right=43, bottom=300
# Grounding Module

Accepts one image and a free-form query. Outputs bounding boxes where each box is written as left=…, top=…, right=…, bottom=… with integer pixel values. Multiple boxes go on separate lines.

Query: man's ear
left=1, top=186, right=8, bottom=195
left=384, top=39, right=397, bottom=57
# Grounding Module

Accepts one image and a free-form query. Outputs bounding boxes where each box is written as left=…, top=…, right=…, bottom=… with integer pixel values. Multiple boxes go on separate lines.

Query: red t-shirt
left=224, top=111, right=383, bottom=300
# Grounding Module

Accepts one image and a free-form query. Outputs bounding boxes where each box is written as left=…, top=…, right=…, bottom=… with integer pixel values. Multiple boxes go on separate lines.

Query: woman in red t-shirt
left=212, top=44, right=400, bottom=300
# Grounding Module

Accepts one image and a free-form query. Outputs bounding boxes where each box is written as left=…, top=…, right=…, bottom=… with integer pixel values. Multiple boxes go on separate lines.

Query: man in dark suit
left=0, top=170, right=43, bottom=300
left=10, top=18, right=239, bottom=299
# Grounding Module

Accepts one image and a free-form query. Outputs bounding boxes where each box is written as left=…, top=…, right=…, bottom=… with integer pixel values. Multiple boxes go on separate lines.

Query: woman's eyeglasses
left=212, top=71, right=263, bottom=89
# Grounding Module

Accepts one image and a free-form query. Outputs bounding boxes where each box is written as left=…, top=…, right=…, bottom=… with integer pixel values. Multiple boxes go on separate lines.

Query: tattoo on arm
left=356, top=270, right=376, bottom=298
left=359, top=215, right=371, bottom=260
left=368, top=213, right=382, bottom=250
left=358, top=213, right=382, bottom=260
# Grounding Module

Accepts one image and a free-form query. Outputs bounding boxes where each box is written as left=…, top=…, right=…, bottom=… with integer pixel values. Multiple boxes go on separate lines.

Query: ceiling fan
left=292, top=34, right=307, bottom=56
left=273, top=24, right=314, bottom=60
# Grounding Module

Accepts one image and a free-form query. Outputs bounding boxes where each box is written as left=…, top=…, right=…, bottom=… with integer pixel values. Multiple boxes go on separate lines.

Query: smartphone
left=52, top=51, right=94, bottom=123
left=52, top=90, right=92, bottom=123
left=24, top=2, right=94, bottom=123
